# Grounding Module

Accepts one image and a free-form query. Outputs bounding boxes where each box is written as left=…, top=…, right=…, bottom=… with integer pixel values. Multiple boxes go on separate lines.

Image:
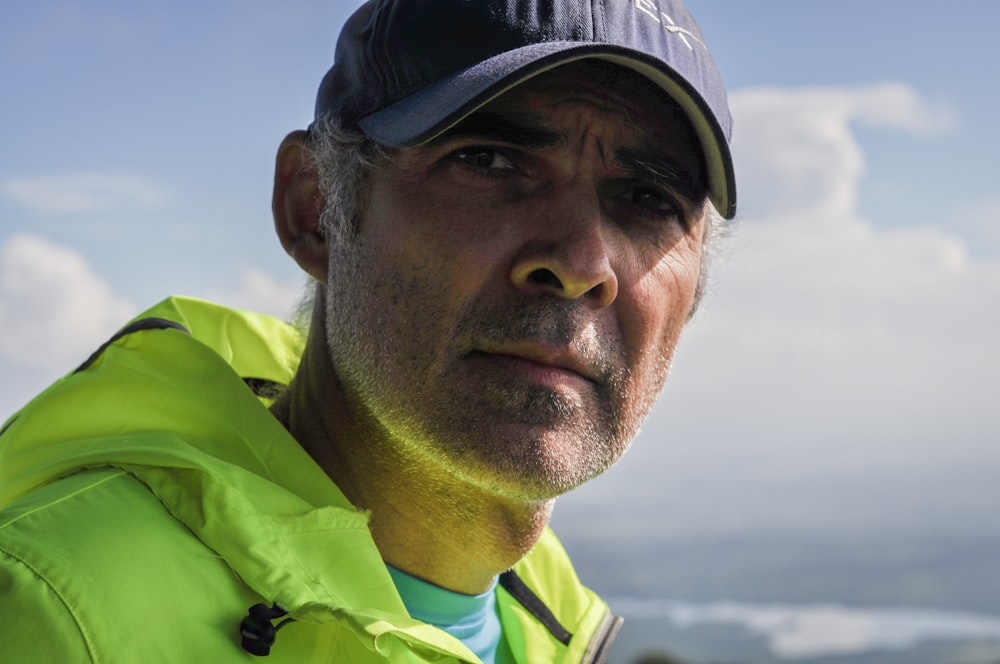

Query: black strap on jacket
left=499, top=569, right=574, bottom=645
left=73, top=317, right=190, bottom=374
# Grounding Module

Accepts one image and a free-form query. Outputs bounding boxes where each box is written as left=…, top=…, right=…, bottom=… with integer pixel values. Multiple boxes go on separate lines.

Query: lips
left=469, top=342, right=602, bottom=386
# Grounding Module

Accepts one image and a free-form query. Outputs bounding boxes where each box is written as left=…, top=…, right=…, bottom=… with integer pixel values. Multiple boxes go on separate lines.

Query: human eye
left=453, top=146, right=516, bottom=175
left=617, top=181, right=683, bottom=221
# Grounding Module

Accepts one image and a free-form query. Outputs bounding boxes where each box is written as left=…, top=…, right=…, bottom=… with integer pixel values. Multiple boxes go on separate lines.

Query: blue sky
left=2, top=1, right=998, bottom=545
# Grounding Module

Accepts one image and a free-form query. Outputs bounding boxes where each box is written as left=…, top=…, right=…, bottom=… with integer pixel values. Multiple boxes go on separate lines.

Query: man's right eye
left=454, top=147, right=516, bottom=172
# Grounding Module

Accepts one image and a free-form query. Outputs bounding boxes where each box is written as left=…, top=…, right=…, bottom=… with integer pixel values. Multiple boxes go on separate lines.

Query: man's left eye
left=455, top=147, right=515, bottom=171
left=623, top=185, right=679, bottom=216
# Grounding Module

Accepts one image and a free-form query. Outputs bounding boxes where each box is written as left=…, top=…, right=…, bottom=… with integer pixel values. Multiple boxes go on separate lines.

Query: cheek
left=368, top=175, right=518, bottom=290
left=623, top=290, right=675, bottom=373
left=620, top=248, right=703, bottom=384
left=351, top=222, right=515, bottom=365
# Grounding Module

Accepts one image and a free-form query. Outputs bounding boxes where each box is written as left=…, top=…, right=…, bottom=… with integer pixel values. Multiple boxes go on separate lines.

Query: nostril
left=527, top=268, right=563, bottom=290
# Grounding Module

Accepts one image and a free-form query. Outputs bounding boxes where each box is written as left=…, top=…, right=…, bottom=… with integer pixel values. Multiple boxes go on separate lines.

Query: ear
left=273, top=130, right=328, bottom=283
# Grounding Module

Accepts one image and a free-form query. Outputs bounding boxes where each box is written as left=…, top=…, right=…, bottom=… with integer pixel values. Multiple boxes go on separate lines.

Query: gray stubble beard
left=321, top=235, right=654, bottom=501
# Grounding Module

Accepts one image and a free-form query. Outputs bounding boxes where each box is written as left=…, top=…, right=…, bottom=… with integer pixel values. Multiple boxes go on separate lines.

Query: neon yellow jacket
left=0, top=296, right=621, bottom=663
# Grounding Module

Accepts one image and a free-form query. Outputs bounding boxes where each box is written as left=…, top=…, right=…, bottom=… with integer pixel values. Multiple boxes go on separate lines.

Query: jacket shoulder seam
left=0, top=468, right=128, bottom=531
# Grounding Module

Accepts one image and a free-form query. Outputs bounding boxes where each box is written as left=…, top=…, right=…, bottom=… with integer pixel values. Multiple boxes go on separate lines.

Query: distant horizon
left=608, top=596, right=1000, bottom=664
left=611, top=596, right=1000, bottom=660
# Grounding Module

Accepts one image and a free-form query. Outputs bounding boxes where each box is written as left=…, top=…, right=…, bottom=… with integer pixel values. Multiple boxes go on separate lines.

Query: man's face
left=323, top=61, right=707, bottom=501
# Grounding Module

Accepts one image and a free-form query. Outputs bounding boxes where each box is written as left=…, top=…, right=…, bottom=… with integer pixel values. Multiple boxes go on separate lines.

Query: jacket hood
left=0, top=295, right=475, bottom=660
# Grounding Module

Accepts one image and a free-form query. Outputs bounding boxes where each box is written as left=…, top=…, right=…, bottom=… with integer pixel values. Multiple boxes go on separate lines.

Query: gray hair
left=300, top=116, right=726, bottom=320
left=692, top=202, right=728, bottom=319
left=308, top=115, right=386, bottom=241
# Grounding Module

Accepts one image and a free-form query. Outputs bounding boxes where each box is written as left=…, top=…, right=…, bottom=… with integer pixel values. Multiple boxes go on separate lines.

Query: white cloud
left=690, top=84, right=997, bottom=445
left=209, top=267, right=304, bottom=322
left=0, top=234, right=136, bottom=371
left=0, top=173, right=166, bottom=213
left=731, top=84, right=953, bottom=220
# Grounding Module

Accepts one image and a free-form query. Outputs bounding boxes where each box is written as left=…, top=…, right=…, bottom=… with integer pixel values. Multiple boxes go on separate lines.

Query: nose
left=510, top=191, right=619, bottom=309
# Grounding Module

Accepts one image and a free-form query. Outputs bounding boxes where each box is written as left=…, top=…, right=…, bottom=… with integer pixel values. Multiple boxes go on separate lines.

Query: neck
left=271, top=297, right=553, bottom=594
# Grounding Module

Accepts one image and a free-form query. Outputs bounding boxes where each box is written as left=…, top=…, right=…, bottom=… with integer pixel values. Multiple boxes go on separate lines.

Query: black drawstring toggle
left=240, top=603, right=294, bottom=656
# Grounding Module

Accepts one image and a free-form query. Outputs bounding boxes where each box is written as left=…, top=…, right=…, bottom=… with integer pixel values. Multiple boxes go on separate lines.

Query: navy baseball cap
left=316, top=0, right=736, bottom=219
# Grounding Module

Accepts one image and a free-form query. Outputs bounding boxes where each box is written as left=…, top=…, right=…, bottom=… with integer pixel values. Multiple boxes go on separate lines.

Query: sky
left=1, top=1, right=998, bottom=550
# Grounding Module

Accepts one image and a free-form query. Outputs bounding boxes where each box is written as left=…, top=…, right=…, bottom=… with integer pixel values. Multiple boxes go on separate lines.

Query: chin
left=446, top=429, right=630, bottom=502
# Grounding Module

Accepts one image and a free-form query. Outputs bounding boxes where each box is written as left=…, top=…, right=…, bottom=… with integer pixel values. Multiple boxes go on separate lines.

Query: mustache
left=454, top=295, right=626, bottom=384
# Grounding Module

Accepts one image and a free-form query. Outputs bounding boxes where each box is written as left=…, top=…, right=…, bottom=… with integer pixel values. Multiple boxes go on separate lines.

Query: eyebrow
left=427, top=111, right=565, bottom=150
left=427, top=110, right=705, bottom=201
left=616, top=146, right=705, bottom=203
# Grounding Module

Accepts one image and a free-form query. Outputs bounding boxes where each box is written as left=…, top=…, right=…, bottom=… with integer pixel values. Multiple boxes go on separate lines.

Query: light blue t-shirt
left=387, top=564, right=516, bottom=664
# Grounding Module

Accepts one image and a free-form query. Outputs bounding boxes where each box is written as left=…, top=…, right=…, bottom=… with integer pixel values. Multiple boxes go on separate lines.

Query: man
left=0, top=0, right=735, bottom=661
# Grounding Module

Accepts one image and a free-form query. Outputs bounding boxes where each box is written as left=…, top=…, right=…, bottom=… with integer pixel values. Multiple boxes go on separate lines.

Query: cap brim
left=358, top=41, right=736, bottom=219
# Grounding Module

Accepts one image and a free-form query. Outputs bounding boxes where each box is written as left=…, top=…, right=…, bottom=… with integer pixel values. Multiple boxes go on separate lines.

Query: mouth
left=467, top=343, right=601, bottom=391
